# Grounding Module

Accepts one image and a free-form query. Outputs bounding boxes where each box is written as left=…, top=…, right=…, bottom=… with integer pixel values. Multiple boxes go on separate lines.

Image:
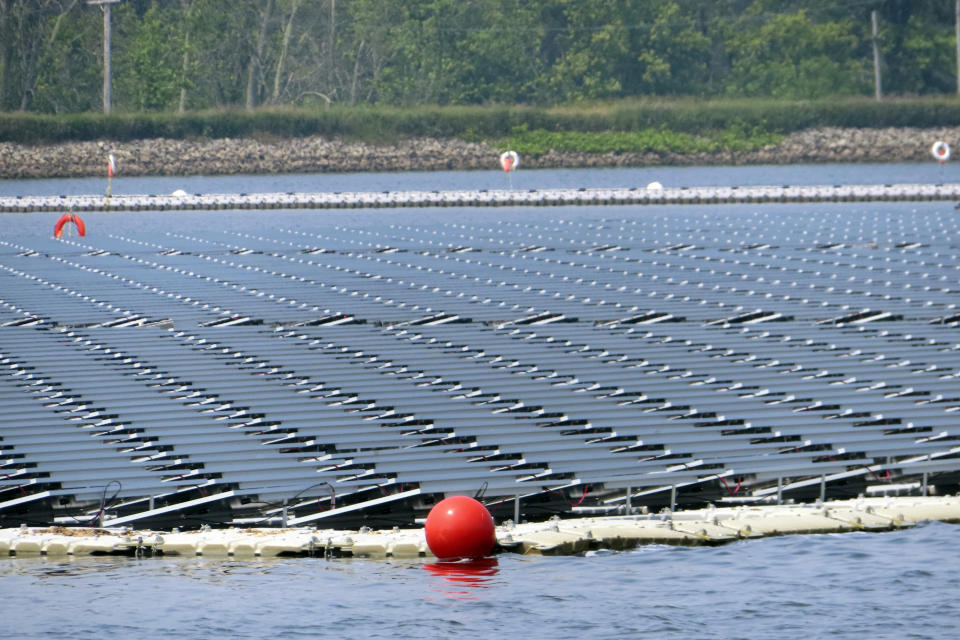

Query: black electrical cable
left=84, top=479, right=122, bottom=526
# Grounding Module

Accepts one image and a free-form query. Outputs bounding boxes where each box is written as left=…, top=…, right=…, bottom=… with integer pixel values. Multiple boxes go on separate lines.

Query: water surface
left=1, top=162, right=956, bottom=197
left=1, top=522, right=957, bottom=639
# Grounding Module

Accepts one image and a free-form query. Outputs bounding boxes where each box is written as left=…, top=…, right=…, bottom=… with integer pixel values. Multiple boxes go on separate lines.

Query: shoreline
left=2, top=126, right=959, bottom=179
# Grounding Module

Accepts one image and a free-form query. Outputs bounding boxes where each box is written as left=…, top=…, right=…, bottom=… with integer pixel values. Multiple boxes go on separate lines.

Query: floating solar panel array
left=1, top=201, right=959, bottom=528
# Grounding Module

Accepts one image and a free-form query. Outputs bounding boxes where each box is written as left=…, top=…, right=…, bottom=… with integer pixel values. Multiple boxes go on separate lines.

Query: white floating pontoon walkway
left=2, top=496, right=958, bottom=559
left=3, top=182, right=960, bottom=212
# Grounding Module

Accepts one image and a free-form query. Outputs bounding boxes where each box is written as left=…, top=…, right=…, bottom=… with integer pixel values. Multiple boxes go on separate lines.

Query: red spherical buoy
left=424, top=495, right=496, bottom=560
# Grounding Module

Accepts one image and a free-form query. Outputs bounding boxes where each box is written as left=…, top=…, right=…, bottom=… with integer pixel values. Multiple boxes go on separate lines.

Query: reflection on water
left=423, top=557, right=499, bottom=600
left=0, top=554, right=288, bottom=582
left=29, top=559, right=127, bottom=579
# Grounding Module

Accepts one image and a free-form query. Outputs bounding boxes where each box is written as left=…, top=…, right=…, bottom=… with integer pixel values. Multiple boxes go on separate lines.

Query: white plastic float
left=5, top=183, right=960, bottom=214
left=2, top=495, right=958, bottom=559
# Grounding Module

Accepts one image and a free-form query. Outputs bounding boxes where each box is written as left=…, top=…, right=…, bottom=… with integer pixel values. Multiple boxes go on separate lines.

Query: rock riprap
left=1, top=127, right=957, bottom=178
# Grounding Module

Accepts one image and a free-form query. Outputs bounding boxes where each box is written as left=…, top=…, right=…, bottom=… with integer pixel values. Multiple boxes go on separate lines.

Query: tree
left=725, top=9, right=869, bottom=98
left=177, top=0, right=197, bottom=112
left=270, top=0, right=301, bottom=104
left=365, top=0, right=467, bottom=105
left=1, top=0, right=80, bottom=111
left=0, top=0, right=9, bottom=108
left=543, top=0, right=712, bottom=102
left=441, top=0, right=547, bottom=104
left=177, top=0, right=261, bottom=109
left=545, top=0, right=632, bottom=102
left=246, top=0, right=272, bottom=109
left=627, top=0, right=711, bottom=96
left=877, top=1, right=957, bottom=95
left=2, top=0, right=959, bottom=113
left=265, top=0, right=339, bottom=107
left=32, top=4, right=101, bottom=112
left=115, top=3, right=183, bottom=110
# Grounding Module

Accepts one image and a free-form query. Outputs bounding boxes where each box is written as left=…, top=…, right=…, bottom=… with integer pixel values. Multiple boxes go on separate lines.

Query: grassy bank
left=2, top=97, right=960, bottom=153
left=491, top=124, right=786, bottom=155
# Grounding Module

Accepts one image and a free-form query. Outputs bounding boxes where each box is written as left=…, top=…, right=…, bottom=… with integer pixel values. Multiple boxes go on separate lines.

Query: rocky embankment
left=1, top=126, right=958, bottom=179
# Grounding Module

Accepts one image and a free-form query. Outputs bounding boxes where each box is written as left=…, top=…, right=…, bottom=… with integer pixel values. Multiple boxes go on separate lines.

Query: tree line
left=1, top=0, right=958, bottom=114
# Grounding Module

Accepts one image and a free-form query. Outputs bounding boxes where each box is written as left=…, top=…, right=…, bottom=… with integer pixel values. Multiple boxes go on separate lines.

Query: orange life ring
left=54, top=213, right=86, bottom=238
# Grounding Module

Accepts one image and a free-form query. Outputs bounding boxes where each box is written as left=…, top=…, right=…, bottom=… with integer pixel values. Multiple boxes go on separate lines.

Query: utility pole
left=87, top=0, right=123, bottom=114
left=872, top=10, right=882, bottom=102
left=956, top=0, right=960, bottom=95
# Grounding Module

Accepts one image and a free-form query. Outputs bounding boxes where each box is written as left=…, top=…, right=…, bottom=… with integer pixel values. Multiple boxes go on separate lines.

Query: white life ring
left=500, top=150, right=519, bottom=173
left=932, top=141, right=950, bottom=164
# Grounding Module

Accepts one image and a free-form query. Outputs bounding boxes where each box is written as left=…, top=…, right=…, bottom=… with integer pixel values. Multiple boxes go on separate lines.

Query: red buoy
left=424, top=495, right=496, bottom=560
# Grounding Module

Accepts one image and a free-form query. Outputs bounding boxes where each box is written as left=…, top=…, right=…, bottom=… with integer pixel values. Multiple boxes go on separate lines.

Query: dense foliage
left=4, top=98, right=960, bottom=145
left=1, top=0, right=959, bottom=115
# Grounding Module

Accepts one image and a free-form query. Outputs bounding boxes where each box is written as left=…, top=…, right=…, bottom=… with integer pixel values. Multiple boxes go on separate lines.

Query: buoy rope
left=719, top=476, right=742, bottom=495
left=541, top=485, right=590, bottom=509
left=571, top=484, right=589, bottom=507
left=865, top=466, right=891, bottom=482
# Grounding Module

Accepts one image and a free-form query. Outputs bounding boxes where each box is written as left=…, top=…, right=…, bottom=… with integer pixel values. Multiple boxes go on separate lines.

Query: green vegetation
left=2, top=1, right=960, bottom=116
left=4, top=1, right=960, bottom=156
left=4, top=98, right=960, bottom=158
left=494, top=126, right=786, bottom=156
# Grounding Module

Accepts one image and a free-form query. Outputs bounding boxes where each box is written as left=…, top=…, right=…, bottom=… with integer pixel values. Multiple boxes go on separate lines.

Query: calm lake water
left=0, top=160, right=956, bottom=197
left=1, top=521, right=957, bottom=640
left=2, top=164, right=958, bottom=639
